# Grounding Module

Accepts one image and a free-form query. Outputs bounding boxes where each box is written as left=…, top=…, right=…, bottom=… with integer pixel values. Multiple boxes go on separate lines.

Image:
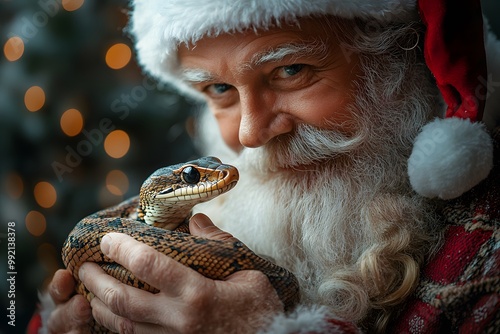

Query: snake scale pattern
left=62, top=156, right=300, bottom=333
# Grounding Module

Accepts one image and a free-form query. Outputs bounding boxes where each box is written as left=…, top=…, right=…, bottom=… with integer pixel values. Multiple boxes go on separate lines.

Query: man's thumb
left=189, top=213, right=238, bottom=242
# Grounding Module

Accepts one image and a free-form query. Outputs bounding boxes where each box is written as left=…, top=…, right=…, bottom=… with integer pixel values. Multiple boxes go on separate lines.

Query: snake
left=62, top=156, right=300, bottom=332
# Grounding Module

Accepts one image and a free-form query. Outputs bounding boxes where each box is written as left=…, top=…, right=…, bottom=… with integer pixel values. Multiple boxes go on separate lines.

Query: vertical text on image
left=5, top=221, right=17, bottom=327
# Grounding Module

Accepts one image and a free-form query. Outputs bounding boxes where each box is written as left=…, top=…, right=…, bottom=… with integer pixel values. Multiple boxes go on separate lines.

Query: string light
left=25, top=210, right=47, bottom=237
left=106, top=169, right=129, bottom=196
left=34, top=181, right=57, bottom=208
left=105, top=43, right=132, bottom=70
left=104, top=130, right=130, bottom=158
left=62, top=0, right=85, bottom=11
left=60, top=108, right=84, bottom=136
left=5, top=172, right=24, bottom=199
left=3, top=36, right=24, bottom=61
left=24, top=86, right=46, bottom=112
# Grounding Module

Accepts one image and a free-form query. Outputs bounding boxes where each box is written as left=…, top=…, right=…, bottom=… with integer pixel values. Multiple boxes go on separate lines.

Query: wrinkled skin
left=47, top=214, right=283, bottom=333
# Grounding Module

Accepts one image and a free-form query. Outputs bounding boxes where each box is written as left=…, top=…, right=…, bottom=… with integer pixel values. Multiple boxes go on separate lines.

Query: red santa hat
left=130, top=0, right=496, bottom=200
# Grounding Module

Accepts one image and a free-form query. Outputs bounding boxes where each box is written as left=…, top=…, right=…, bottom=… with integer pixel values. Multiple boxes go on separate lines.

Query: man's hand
left=79, top=213, right=284, bottom=333
left=46, top=269, right=92, bottom=333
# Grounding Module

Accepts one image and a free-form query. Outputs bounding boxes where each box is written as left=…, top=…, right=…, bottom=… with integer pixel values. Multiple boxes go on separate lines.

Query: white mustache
left=239, top=123, right=368, bottom=172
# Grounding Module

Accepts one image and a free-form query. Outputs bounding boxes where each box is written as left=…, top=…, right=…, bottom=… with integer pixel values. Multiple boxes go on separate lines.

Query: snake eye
left=181, top=166, right=201, bottom=184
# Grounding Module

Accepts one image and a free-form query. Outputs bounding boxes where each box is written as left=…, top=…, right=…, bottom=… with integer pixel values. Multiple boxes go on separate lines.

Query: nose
left=238, top=90, right=293, bottom=148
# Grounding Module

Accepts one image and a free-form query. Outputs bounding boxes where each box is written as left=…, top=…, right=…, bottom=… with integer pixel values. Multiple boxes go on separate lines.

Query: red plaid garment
left=389, top=127, right=500, bottom=334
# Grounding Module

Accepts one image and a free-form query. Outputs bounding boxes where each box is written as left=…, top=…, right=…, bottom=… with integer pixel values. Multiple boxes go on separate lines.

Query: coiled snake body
left=62, top=157, right=300, bottom=333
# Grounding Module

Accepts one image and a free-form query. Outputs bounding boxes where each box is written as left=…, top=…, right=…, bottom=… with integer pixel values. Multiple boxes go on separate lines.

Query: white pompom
left=408, top=118, right=493, bottom=200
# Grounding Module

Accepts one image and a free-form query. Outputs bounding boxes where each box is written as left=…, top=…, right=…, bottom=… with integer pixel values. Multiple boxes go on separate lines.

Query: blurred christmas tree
left=0, top=0, right=197, bottom=329
left=1, top=0, right=499, bottom=331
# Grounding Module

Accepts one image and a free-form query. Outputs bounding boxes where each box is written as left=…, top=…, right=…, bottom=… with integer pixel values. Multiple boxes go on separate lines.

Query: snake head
left=139, top=156, right=239, bottom=227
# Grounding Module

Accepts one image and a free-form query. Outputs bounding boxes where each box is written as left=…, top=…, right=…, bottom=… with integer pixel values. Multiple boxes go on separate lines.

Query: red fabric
left=324, top=318, right=362, bottom=333
left=459, top=293, right=500, bottom=333
left=391, top=299, right=442, bottom=334
left=423, top=225, right=492, bottom=284
left=27, top=312, right=42, bottom=334
left=418, top=0, right=487, bottom=121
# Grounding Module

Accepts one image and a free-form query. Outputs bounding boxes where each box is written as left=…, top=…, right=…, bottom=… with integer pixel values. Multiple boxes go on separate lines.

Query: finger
left=79, top=262, right=163, bottom=323
left=189, top=213, right=239, bottom=242
left=47, top=294, right=92, bottom=333
left=99, top=232, right=210, bottom=294
left=48, top=269, right=76, bottom=304
left=90, top=297, right=163, bottom=334
left=90, top=297, right=134, bottom=334
left=81, top=260, right=210, bottom=332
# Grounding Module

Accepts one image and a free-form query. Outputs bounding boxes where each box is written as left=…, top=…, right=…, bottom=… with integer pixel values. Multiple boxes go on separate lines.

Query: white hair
left=194, top=17, right=444, bottom=332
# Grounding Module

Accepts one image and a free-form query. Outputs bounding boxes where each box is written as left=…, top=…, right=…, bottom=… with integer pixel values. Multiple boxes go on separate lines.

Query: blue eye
left=283, top=64, right=304, bottom=76
left=208, top=83, right=232, bottom=95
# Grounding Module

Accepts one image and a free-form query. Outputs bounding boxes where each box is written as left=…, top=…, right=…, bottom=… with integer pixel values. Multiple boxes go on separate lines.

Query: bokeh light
left=5, top=172, right=24, bottom=199
left=62, top=0, right=85, bottom=11
left=0, top=1, right=203, bottom=325
left=60, top=108, right=84, bottom=136
left=24, top=86, right=46, bottom=112
left=105, top=43, right=132, bottom=70
left=106, top=169, right=129, bottom=196
left=104, top=130, right=130, bottom=158
left=34, top=181, right=57, bottom=208
left=3, top=36, right=24, bottom=61
left=25, top=211, right=47, bottom=237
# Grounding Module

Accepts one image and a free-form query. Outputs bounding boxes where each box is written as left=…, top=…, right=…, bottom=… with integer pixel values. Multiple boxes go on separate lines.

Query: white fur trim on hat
left=129, top=0, right=417, bottom=97
left=408, top=118, right=493, bottom=200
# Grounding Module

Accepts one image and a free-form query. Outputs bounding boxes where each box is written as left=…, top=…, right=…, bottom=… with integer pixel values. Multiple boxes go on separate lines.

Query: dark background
left=0, top=1, right=198, bottom=331
left=0, top=0, right=498, bottom=331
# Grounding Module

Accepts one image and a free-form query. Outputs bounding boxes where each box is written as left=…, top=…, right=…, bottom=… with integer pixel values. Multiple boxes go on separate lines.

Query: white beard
left=194, top=51, right=443, bottom=322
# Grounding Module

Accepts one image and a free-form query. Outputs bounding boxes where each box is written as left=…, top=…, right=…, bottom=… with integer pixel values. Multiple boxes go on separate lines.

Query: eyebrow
left=180, top=68, right=217, bottom=84
left=250, top=40, right=329, bottom=67
left=179, top=39, right=329, bottom=84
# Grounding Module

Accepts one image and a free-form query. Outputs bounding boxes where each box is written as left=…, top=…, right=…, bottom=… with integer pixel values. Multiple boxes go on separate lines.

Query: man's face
left=178, top=17, right=361, bottom=152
